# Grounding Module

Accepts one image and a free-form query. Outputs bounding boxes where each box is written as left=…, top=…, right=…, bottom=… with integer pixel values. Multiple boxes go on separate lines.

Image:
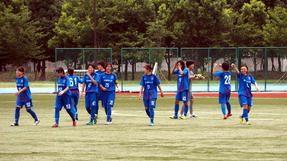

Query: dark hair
left=67, top=67, right=74, bottom=75
left=143, top=65, right=153, bottom=71
left=105, top=63, right=113, bottom=70
left=17, top=67, right=25, bottom=73
left=97, top=61, right=106, bottom=68
left=177, top=60, right=185, bottom=70
left=186, top=60, right=194, bottom=68
left=240, top=64, right=248, bottom=71
left=56, top=67, right=64, bottom=74
left=87, top=63, right=96, bottom=69
left=221, top=63, right=229, bottom=71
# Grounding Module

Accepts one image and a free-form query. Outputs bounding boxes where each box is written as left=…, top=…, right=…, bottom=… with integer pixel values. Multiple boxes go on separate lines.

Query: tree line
left=1, top=0, right=287, bottom=80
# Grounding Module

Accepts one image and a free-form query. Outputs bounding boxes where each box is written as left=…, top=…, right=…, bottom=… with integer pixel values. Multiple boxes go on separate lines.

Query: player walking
left=67, top=67, right=83, bottom=120
left=138, top=65, right=164, bottom=126
left=231, top=64, right=259, bottom=125
left=213, top=63, right=232, bottom=119
left=95, top=61, right=106, bottom=117
left=179, top=60, right=199, bottom=118
left=170, top=60, right=190, bottom=119
left=99, top=63, right=120, bottom=125
left=81, top=64, right=99, bottom=125
left=11, top=67, right=40, bottom=126
left=52, top=67, right=76, bottom=127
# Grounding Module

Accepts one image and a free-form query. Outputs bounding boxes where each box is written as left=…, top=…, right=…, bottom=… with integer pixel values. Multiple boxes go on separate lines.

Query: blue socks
left=226, top=102, right=231, bottom=114
left=221, top=104, right=226, bottom=115
left=55, top=108, right=60, bottom=124
left=243, top=109, right=249, bottom=122
left=174, top=104, right=179, bottom=117
left=184, top=104, right=189, bottom=116
left=145, top=108, right=150, bottom=117
left=149, top=107, right=154, bottom=123
left=106, top=105, right=112, bottom=122
left=15, top=107, right=20, bottom=123
left=26, top=109, right=38, bottom=121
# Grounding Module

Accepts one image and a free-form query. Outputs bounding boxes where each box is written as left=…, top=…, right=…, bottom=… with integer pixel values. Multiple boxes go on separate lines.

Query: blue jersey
left=16, top=76, right=32, bottom=102
left=140, top=74, right=160, bottom=100
left=83, top=73, right=99, bottom=93
left=173, top=68, right=189, bottom=92
left=237, top=73, right=256, bottom=97
left=99, top=73, right=118, bottom=91
left=96, top=70, right=105, bottom=93
left=67, top=75, right=83, bottom=90
left=57, top=76, right=71, bottom=96
left=214, top=71, right=231, bottom=95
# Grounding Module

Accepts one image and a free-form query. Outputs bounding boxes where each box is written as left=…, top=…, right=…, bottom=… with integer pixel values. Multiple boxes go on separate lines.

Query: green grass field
left=0, top=94, right=286, bottom=161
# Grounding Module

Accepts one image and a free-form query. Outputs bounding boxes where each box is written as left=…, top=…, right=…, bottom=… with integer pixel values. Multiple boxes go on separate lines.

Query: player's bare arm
left=58, top=87, right=70, bottom=96
left=212, top=63, right=218, bottom=74
left=231, top=63, right=239, bottom=74
left=157, top=85, right=164, bottom=97
left=170, top=62, right=177, bottom=75
left=138, top=86, right=144, bottom=99
left=80, top=83, right=86, bottom=97
left=15, top=87, right=28, bottom=96
left=100, top=84, right=107, bottom=91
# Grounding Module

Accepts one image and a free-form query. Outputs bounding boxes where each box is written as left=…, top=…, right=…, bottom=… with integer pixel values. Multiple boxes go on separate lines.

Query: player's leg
left=85, top=93, right=91, bottom=114
left=63, top=95, right=76, bottom=126
left=239, top=95, right=248, bottom=124
left=181, top=91, right=189, bottom=119
left=149, top=99, right=156, bottom=126
left=105, top=91, right=115, bottom=125
left=94, top=93, right=99, bottom=123
left=72, top=92, right=79, bottom=120
left=170, top=91, right=181, bottom=119
left=11, top=100, right=23, bottom=126
left=245, top=97, right=253, bottom=125
left=219, top=93, right=227, bottom=119
left=53, top=96, right=62, bottom=127
left=189, top=91, right=197, bottom=117
left=143, top=100, right=150, bottom=117
left=226, top=95, right=232, bottom=117
left=24, top=100, right=40, bottom=125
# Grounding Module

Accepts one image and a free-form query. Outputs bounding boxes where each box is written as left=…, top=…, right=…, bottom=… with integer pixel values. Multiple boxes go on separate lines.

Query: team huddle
left=11, top=60, right=259, bottom=127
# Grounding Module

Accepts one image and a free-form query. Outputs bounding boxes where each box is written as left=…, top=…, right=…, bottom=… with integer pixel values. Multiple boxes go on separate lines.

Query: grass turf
left=0, top=94, right=286, bottom=161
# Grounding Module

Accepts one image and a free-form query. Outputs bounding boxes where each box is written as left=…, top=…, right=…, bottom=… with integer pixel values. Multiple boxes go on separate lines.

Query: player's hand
left=15, top=91, right=20, bottom=96
left=160, top=92, right=164, bottom=97
left=80, top=92, right=84, bottom=97
left=213, top=63, right=217, bottom=67
left=173, top=62, right=177, bottom=69
left=138, top=94, right=142, bottom=100
left=117, top=88, right=121, bottom=93
left=102, top=87, right=107, bottom=91
left=231, top=63, right=235, bottom=68
left=58, top=91, right=64, bottom=96
left=86, top=72, right=90, bottom=76
left=255, top=87, right=259, bottom=91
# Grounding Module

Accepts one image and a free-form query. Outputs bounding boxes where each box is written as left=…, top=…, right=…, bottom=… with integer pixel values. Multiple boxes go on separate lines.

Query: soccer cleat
left=33, top=120, right=40, bottom=126
left=180, top=116, right=187, bottom=119
left=239, top=116, right=244, bottom=124
left=226, top=113, right=233, bottom=117
left=190, top=114, right=198, bottom=118
left=105, top=122, right=111, bottom=125
left=10, top=123, right=19, bottom=126
left=52, top=124, right=59, bottom=127
left=149, top=123, right=154, bottom=126
left=170, top=116, right=178, bottom=119
left=73, top=121, right=76, bottom=126
left=223, top=115, right=228, bottom=119
left=109, top=118, right=113, bottom=124
left=246, top=121, right=251, bottom=125
left=86, top=122, right=93, bottom=125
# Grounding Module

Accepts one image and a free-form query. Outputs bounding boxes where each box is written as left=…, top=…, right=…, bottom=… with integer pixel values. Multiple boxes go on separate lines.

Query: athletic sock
left=145, top=108, right=150, bottom=117
left=221, top=104, right=226, bottom=115
left=149, top=107, right=154, bottom=123
left=90, top=107, right=96, bottom=122
left=226, top=102, right=231, bottom=114
left=243, top=109, right=249, bottom=122
left=189, top=102, right=194, bottom=115
left=15, top=107, right=20, bottom=124
left=26, top=109, right=38, bottom=121
left=106, top=105, right=112, bottom=122
left=184, top=104, right=188, bottom=116
left=55, top=108, right=60, bottom=124
left=174, top=104, right=179, bottom=117
left=86, top=107, right=91, bottom=115
left=66, top=109, right=76, bottom=122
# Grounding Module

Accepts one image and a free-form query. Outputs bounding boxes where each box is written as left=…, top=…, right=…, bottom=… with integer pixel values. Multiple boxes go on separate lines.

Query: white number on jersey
left=224, top=75, right=231, bottom=85
left=105, top=83, right=109, bottom=88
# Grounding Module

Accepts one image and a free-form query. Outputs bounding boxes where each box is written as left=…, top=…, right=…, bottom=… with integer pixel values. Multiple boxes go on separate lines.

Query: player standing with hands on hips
left=11, top=67, right=40, bottom=126
left=213, top=63, right=232, bottom=119
left=138, top=65, right=164, bottom=126
left=231, top=64, right=259, bottom=125
left=99, top=63, right=120, bottom=125
left=52, top=67, right=76, bottom=127
left=170, top=60, right=190, bottom=119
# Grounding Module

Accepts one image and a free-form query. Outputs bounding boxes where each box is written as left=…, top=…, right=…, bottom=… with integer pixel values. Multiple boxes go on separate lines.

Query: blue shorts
left=143, top=98, right=156, bottom=108
left=85, top=92, right=98, bottom=108
left=219, top=93, right=230, bottom=104
left=175, top=90, right=189, bottom=102
left=55, top=95, right=72, bottom=110
left=15, top=100, right=33, bottom=108
left=71, top=91, right=80, bottom=105
left=102, top=91, right=115, bottom=107
left=239, top=95, right=253, bottom=107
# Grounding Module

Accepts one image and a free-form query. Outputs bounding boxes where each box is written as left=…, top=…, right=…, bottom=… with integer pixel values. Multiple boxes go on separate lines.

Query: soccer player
left=138, top=65, right=164, bottom=126
left=81, top=64, right=99, bottom=125
left=170, top=60, right=189, bottom=119
left=231, top=64, right=259, bottom=125
left=179, top=60, right=199, bottom=118
left=11, top=67, right=40, bottom=126
left=213, top=63, right=232, bottom=119
left=52, top=67, right=76, bottom=127
left=95, top=61, right=106, bottom=117
left=67, top=67, right=83, bottom=120
left=99, top=63, right=120, bottom=125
